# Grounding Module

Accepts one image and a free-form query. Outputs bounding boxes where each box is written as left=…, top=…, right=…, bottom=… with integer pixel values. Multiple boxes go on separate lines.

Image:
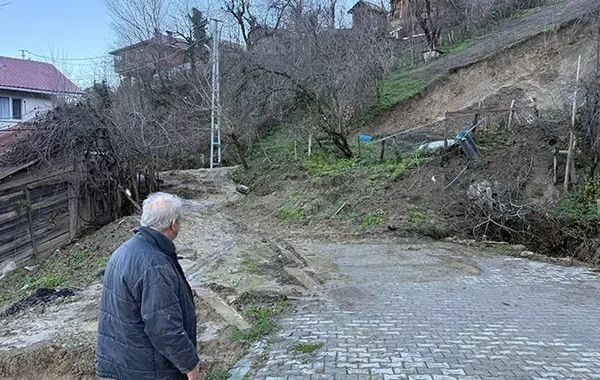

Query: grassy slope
left=376, top=0, right=591, bottom=113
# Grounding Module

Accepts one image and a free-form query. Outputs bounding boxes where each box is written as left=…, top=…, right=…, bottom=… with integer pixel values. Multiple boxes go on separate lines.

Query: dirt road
left=0, top=168, right=335, bottom=379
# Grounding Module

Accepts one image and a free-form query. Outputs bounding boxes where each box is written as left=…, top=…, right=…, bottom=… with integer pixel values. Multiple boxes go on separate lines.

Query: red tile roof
left=0, top=56, right=84, bottom=95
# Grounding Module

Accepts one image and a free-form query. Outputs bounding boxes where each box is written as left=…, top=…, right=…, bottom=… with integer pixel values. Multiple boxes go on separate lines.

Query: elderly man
left=96, top=192, right=199, bottom=380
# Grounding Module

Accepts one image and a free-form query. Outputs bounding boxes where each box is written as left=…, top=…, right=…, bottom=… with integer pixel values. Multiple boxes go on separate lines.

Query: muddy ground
left=0, top=168, right=341, bottom=379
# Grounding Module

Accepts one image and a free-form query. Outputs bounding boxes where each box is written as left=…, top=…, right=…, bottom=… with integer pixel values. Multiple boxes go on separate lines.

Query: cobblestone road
left=252, top=242, right=600, bottom=380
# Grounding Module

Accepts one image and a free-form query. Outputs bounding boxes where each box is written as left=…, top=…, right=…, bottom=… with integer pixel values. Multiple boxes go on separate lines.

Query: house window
left=12, top=98, right=22, bottom=119
left=0, top=96, right=23, bottom=119
left=0, top=97, right=9, bottom=119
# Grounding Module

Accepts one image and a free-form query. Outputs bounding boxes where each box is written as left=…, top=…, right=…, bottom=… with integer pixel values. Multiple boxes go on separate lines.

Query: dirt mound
left=1, top=288, right=78, bottom=317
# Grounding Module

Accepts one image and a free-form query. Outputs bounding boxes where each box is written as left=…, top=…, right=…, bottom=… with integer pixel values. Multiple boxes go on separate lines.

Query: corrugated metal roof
left=0, top=56, right=84, bottom=95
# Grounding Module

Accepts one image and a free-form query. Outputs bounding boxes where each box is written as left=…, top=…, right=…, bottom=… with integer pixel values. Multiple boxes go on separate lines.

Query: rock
left=520, top=251, right=535, bottom=257
left=511, top=244, right=527, bottom=252
left=236, top=185, right=249, bottom=195
left=558, top=257, right=573, bottom=265
left=0, top=261, right=16, bottom=281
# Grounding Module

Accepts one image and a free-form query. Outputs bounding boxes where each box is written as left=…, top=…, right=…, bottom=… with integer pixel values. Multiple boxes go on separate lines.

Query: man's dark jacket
left=96, top=227, right=198, bottom=380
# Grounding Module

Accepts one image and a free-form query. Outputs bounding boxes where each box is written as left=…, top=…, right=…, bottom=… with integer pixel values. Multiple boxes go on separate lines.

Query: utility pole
left=210, top=19, right=222, bottom=169
left=19, top=49, right=26, bottom=59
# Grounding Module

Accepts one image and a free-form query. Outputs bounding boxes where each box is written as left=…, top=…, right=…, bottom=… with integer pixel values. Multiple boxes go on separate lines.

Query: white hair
left=140, top=192, right=184, bottom=229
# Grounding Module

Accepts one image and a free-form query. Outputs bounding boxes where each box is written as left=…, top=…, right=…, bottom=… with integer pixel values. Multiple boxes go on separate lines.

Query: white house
left=0, top=56, right=84, bottom=129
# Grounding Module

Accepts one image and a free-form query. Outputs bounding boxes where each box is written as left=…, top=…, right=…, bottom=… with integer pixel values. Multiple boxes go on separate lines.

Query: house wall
left=351, top=9, right=388, bottom=34
left=0, top=89, right=53, bottom=129
left=113, top=45, right=188, bottom=78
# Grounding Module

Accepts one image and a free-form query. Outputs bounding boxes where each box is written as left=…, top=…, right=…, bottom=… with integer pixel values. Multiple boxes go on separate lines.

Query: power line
left=25, top=50, right=109, bottom=62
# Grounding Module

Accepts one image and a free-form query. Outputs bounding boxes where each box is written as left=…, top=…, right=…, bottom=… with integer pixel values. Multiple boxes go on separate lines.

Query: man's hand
left=186, top=364, right=200, bottom=380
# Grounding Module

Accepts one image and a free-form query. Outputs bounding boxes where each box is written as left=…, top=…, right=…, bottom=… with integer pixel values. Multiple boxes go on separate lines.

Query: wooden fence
left=0, top=160, right=86, bottom=264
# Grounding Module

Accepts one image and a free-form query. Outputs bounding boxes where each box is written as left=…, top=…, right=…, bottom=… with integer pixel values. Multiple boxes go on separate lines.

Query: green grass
left=292, top=341, right=324, bottom=354
left=444, top=38, right=475, bottom=55
left=407, top=211, right=424, bottom=224
left=240, top=254, right=260, bottom=273
left=279, top=194, right=306, bottom=222
left=207, top=369, right=229, bottom=380
left=361, top=211, right=387, bottom=227
left=0, top=246, right=112, bottom=305
left=379, top=75, right=428, bottom=111
left=231, top=301, right=289, bottom=345
left=556, top=187, right=599, bottom=224
left=485, top=243, right=512, bottom=255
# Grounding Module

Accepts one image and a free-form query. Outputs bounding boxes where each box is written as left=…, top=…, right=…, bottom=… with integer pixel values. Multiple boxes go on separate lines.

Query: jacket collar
left=135, top=226, right=177, bottom=259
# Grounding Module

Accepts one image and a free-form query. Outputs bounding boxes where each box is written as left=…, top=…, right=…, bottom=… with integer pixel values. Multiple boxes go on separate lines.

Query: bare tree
left=235, top=6, right=392, bottom=157
left=104, top=0, right=170, bottom=45
left=408, top=0, right=442, bottom=51
left=222, top=0, right=294, bottom=46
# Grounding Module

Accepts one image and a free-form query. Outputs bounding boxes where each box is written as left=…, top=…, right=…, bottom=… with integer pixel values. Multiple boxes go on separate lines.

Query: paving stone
left=247, top=243, right=600, bottom=380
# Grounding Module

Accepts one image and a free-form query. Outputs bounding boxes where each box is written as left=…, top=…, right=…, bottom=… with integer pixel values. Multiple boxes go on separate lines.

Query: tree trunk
left=328, top=130, right=353, bottom=158
left=231, top=133, right=249, bottom=170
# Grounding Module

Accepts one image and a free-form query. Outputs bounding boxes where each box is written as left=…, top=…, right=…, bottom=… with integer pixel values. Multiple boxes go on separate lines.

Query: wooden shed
left=0, top=160, right=84, bottom=264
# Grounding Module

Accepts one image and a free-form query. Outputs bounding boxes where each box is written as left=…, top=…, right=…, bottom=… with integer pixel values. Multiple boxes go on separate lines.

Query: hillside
left=233, top=8, right=600, bottom=264
left=0, top=2, right=599, bottom=379
left=375, top=0, right=598, bottom=134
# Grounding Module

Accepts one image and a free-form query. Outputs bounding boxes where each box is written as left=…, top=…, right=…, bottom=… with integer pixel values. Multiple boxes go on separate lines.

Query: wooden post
left=565, top=55, right=582, bottom=192
left=24, top=188, right=38, bottom=258
left=597, top=199, right=600, bottom=219
left=570, top=138, right=578, bottom=184
left=357, top=136, right=362, bottom=159
left=380, top=140, right=386, bottom=161
left=444, top=125, right=448, bottom=148
left=553, top=147, right=558, bottom=185
left=308, top=133, right=312, bottom=157
left=294, top=138, right=298, bottom=160
left=507, top=99, right=516, bottom=129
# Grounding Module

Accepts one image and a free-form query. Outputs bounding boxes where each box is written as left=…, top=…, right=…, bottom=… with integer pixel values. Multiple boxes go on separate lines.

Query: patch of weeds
left=484, top=244, right=512, bottom=255
left=292, top=341, right=324, bottom=354
left=251, top=349, right=270, bottom=369
left=279, top=195, right=305, bottom=222
left=23, top=274, right=65, bottom=290
left=407, top=211, right=425, bottom=224
left=71, top=249, right=88, bottom=262
left=302, top=153, right=359, bottom=176
left=207, top=369, right=229, bottom=380
left=240, top=254, right=260, bottom=273
left=231, top=301, right=289, bottom=345
left=475, top=125, right=508, bottom=148
left=361, top=211, right=387, bottom=227
left=556, top=186, right=599, bottom=236
left=444, top=38, right=475, bottom=55
left=99, top=256, right=110, bottom=267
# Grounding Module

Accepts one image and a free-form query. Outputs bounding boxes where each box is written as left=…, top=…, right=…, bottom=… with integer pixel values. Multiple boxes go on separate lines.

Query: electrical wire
left=25, top=51, right=109, bottom=62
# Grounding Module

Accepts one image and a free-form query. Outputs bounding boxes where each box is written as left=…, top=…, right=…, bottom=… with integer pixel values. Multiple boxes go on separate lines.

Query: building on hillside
left=109, top=29, right=202, bottom=82
left=348, top=0, right=388, bottom=34
left=0, top=56, right=84, bottom=129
